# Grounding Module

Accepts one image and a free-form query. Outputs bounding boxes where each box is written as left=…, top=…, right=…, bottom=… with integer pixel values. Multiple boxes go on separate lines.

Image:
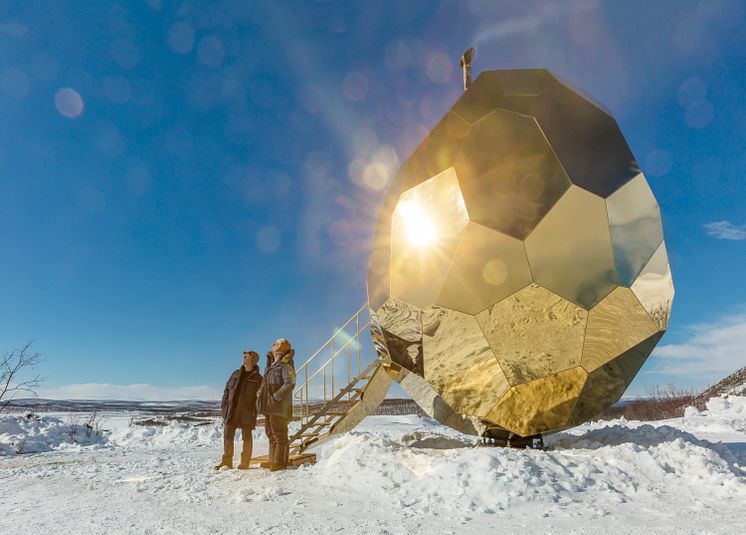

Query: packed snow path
left=1, top=397, right=745, bottom=534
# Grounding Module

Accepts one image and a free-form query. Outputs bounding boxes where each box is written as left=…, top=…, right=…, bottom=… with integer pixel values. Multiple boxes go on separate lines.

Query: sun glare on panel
left=398, top=201, right=436, bottom=247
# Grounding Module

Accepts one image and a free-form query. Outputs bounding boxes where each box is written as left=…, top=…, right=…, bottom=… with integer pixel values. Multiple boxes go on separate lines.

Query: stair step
left=353, top=375, right=371, bottom=380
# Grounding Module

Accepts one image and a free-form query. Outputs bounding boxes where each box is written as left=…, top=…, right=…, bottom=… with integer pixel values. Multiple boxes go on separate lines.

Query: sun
left=398, top=201, right=436, bottom=247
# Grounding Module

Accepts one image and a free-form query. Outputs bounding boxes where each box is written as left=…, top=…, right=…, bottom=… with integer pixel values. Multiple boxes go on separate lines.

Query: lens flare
left=398, top=201, right=436, bottom=247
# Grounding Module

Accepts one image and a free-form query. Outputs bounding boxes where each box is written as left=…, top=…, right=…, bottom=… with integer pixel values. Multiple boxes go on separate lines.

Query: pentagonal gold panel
left=455, top=109, right=571, bottom=239
left=607, top=173, right=663, bottom=286
left=524, top=186, right=616, bottom=309
left=484, top=366, right=588, bottom=436
left=477, top=284, right=587, bottom=385
left=631, top=241, right=674, bottom=331
left=375, top=298, right=423, bottom=376
left=581, top=286, right=659, bottom=373
left=390, top=167, right=469, bottom=309
left=490, top=69, right=557, bottom=95
left=534, top=83, right=639, bottom=197
left=422, top=306, right=509, bottom=418
left=399, top=112, right=469, bottom=192
left=436, top=222, right=532, bottom=315
left=570, top=332, right=663, bottom=425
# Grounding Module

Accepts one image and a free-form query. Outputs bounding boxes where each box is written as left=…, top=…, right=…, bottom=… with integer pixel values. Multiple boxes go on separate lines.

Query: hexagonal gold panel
left=436, top=222, right=532, bottom=315
left=607, top=173, right=663, bottom=286
left=534, top=82, right=639, bottom=197
left=485, top=366, right=588, bottom=436
left=455, top=108, right=571, bottom=240
left=525, top=186, right=616, bottom=309
left=390, top=167, right=469, bottom=309
left=570, top=332, right=663, bottom=425
left=477, top=284, right=587, bottom=385
left=422, top=306, right=510, bottom=418
left=581, top=286, right=659, bottom=373
left=631, top=241, right=675, bottom=331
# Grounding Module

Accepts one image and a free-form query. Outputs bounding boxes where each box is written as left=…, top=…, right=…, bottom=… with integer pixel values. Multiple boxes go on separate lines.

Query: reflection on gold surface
left=422, top=306, right=509, bottom=417
left=375, top=298, right=423, bottom=375
left=437, top=222, right=532, bottom=315
left=606, top=173, right=663, bottom=285
left=525, top=186, right=616, bottom=309
left=485, top=367, right=587, bottom=436
left=477, top=284, right=587, bottom=385
left=534, top=82, right=639, bottom=197
left=455, top=109, right=570, bottom=239
left=581, top=286, right=659, bottom=373
left=631, top=241, right=675, bottom=331
left=330, top=362, right=393, bottom=435
left=571, top=333, right=663, bottom=425
left=390, top=168, right=469, bottom=309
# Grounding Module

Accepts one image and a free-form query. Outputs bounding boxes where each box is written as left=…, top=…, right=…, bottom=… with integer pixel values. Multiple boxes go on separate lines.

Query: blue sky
left=1, top=1, right=745, bottom=400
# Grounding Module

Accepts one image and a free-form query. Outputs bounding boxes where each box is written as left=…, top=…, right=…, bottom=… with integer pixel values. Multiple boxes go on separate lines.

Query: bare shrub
left=1, top=341, right=44, bottom=412
left=598, top=384, right=698, bottom=421
left=83, top=410, right=103, bottom=438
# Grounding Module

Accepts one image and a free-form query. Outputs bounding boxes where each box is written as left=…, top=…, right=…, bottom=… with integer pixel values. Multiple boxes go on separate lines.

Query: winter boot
left=214, top=461, right=232, bottom=470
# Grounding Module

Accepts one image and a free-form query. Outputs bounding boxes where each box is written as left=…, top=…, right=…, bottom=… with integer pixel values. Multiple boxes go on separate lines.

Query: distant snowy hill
left=695, top=365, right=746, bottom=408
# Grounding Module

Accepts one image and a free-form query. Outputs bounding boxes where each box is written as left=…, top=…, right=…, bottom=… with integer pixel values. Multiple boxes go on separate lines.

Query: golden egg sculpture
left=367, top=69, right=674, bottom=438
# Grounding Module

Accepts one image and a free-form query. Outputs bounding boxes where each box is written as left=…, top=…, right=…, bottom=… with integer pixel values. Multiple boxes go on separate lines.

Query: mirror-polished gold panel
left=570, top=332, right=663, bottom=425
left=581, top=286, right=659, bottom=373
left=484, top=366, right=588, bottom=436
left=477, top=284, right=587, bottom=385
left=400, top=112, right=469, bottom=192
left=376, top=298, right=423, bottom=376
left=525, top=186, right=617, bottom=309
left=455, top=109, right=571, bottom=240
left=490, top=69, right=557, bottom=95
left=534, top=83, right=639, bottom=197
left=422, top=306, right=509, bottom=418
left=631, top=241, right=675, bottom=331
left=390, top=167, right=469, bottom=309
left=396, top=367, right=482, bottom=435
left=436, top=222, right=532, bottom=315
left=607, top=173, right=663, bottom=286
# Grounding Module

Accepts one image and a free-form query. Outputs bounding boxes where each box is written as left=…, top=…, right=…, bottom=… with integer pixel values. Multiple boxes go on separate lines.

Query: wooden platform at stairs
left=251, top=453, right=317, bottom=469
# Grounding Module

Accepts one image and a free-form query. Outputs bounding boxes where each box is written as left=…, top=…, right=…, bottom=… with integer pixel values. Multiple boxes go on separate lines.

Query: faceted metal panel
left=477, top=284, right=587, bottom=385
left=436, top=222, right=532, bottom=315
left=422, top=306, right=510, bottom=417
left=631, top=241, right=675, bottom=331
left=607, top=173, right=664, bottom=286
left=581, top=286, right=659, bottom=373
left=490, top=69, right=557, bottom=95
left=375, top=298, right=423, bottom=376
left=524, top=186, right=617, bottom=309
left=485, top=367, right=588, bottom=436
left=570, top=332, right=663, bottom=425
left=390, top=167, right=469, bottom=309
left=534, top=82, right=639, bottom=197
left=400, top=112, right=469, bottom=193
left=455, top=109, right=571, bottom=239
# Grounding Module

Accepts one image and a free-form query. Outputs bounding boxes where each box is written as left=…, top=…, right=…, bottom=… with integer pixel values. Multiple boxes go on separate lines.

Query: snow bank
left=0, top=414, right=107, bottom=455
left=108, top=420, right=225, bottom=449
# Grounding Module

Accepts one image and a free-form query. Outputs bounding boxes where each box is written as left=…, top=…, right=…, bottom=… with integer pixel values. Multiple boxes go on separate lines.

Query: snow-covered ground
left=1, top=397, right=744, bottom=535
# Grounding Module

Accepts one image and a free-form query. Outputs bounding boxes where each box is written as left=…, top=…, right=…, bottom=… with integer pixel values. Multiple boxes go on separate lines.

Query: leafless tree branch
left=0, top=340, right=44, bottom=412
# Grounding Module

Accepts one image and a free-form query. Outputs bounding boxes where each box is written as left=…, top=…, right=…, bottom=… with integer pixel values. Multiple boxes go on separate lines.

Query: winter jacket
left=257, top=350, right=295, bottom=419
left=221, top=366, right=262, bottom=428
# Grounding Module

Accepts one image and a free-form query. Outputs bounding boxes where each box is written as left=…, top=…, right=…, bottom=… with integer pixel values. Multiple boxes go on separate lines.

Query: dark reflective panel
left=581, top=287, right=659, bottom=372
left=477, top=284, right=587, bottom=385
left=451, top=72, right=505, bottom=125
left=422, top=306, right=509, bottom=418
left=399, top=111, right=469, bottom=192
left=551, top=71, right=613, bottom=116
left=455, top=109, right=571, bottom=239
left=631, top=241, right=675, bottom=331
left=376, top=298, right=423, bottom=376
left=607, top=173, right=664, bottom=286
left=570, top=333, right=663, bottom=425
left=490, top=69, right=557, bottom=95
left=484, top=367, right=587, bottom=436
left=497, top=95, right=539, bottom=116
left=437, top=222, right=532, bottom=315
left=524, top=186, right=617, bottom=309
left=534, top=83, right=639, bottom=197
left=390, top=168, right=470, bottom=309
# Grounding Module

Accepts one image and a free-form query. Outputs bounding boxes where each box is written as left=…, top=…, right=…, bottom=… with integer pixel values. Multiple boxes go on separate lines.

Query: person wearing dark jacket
left=256, top=338, right=295, bottom=471
left=214, top=350, right=262, bottom=470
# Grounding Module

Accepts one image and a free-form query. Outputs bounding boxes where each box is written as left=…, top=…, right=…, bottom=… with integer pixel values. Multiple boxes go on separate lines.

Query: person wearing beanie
left=256, top=338, right=295, bottom=471
left=214, top=350, right=262, bottom=470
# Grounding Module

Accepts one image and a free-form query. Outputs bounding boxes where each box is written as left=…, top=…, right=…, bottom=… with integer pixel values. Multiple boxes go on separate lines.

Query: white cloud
left=650, top=311, right=746, bottom=378
left=703, top=220, right=746, bottom=240
left=36, top=383, right=221, bottom=401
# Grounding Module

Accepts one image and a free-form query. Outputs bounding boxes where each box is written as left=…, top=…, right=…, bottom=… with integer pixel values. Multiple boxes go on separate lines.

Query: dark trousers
left=222, top=423, right=253, bottom=466
left=265, top=415, right=289, bottom=467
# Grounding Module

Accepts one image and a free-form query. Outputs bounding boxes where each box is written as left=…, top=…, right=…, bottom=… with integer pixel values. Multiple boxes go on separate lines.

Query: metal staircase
left=289, top=303, right=381, bottom=454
